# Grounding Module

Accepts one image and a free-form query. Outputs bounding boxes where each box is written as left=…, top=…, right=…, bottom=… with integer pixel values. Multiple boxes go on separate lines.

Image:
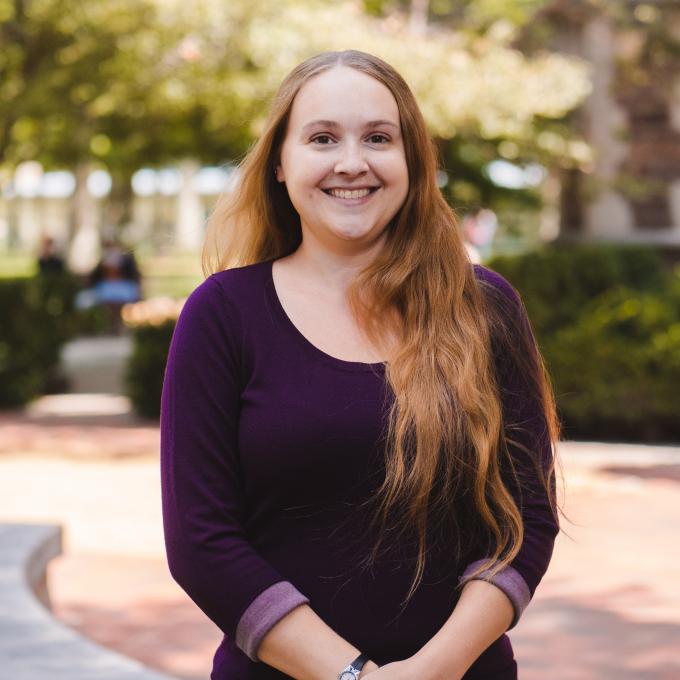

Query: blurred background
left=1, top=0, right=679, bottom=678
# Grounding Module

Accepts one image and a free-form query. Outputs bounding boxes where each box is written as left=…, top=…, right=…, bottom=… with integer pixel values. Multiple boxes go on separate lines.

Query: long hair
left=202, top=49, right=562, bottom=606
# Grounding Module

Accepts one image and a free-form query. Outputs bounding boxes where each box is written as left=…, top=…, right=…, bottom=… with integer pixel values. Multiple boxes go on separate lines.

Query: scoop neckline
left=265, top=257, right=388, bottom=373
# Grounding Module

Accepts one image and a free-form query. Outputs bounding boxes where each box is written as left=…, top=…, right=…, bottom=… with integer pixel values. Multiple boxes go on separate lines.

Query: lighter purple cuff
left=458, top=559, right=531, bottom=629
left=235, top=581, right=310, bottom=661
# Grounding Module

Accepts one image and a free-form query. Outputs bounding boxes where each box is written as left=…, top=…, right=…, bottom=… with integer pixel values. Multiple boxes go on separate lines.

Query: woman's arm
left=414, top=580, right=514, bottom=680
left=454, top=267, right=560, bottom=627
left=361, top=579, right=513, bottom=680
left=410, top=579, right=514, bottom=679
left=161, top=277, right=303, bottom=644
left=367, top=271, right=553, bottom=680
left=161, top=275, right=380, bottom=678
left=257, top=604, right=380, bottom=679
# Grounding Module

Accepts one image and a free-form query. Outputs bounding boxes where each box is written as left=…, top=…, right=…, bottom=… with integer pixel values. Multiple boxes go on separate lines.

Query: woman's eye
left=311, top=133, right=389, bottom=145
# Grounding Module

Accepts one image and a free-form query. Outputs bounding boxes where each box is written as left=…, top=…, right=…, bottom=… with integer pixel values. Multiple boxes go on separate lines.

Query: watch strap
left=338, top=652, right=369, bottom=679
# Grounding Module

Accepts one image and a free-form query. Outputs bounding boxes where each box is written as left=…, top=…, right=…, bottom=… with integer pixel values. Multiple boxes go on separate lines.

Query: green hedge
left=543, top=285, right=680, bottom=441
left=0, top=274, right=81, bottom=407
left=488, top=243, right=666, bottom=337
left=489, top=244, right=680, bottom=443
left=124, top=321, right=175, bottom=419
left=125, top=244, right=680, bottom=443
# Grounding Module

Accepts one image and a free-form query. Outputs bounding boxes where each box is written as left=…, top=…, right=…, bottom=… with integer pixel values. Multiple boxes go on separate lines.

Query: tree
left=208, top=0, right=591, bottom=218
left=1, top=0, right=592, bottom=239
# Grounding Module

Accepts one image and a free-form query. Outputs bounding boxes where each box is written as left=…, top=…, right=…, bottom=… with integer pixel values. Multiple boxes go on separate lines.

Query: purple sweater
left=160, top=258, right=558, bottom=679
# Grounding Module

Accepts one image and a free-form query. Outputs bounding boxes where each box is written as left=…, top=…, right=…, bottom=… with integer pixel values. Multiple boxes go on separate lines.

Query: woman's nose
left=334, top=141, right=369, bottom=175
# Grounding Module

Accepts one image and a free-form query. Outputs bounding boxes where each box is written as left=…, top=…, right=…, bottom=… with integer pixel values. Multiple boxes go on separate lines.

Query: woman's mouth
left=322, top=187, right=380, bottom=201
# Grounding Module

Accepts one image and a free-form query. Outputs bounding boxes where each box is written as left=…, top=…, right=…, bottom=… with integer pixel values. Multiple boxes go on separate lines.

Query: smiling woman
left=274, top=72, right=408, bottom=252
left=163, top=50, right=562, bottom=680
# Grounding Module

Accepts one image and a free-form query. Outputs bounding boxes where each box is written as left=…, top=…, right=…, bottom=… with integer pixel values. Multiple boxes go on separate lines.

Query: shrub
left=122, top=297, right=185, bottom=419
left=124, top=321, right=176, bottom=420
left=488, top=243, right=666, bottom=338
left=545, top=283, right=680, bottom=441
left=0, top=274, right=80, bottom=407
left=488, top=244, right=680, bottom=443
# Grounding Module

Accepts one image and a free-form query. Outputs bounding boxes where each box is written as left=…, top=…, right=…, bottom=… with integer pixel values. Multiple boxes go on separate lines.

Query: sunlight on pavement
left=26, top=394, right=133, bottom=418
left=1, top=407, right=679, bottom=679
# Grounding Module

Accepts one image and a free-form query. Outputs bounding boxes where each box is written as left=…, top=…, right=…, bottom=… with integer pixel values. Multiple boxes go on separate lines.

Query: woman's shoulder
left=472, top=263, right=522, bottom=307
left=472, top=264, right=539, bottom=362
left=178, top=260, right=271, bottom=331
left=472, top=263, right=534, bottom=345
left=183, top=259, right=271, bottom=309
left=208, top=259, right=272, bottom=298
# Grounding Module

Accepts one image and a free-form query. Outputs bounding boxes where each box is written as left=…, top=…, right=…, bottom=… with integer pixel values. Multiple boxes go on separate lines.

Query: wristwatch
left=337, top=652, right=369, bottom=680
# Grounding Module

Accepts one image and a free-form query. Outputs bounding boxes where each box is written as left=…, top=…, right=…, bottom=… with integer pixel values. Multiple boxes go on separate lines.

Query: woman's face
left=276, top=66, right=409, bottom=251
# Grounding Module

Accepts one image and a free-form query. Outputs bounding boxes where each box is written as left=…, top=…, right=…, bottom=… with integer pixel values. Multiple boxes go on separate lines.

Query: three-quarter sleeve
left=160, top=276, right=309, bottom=660
left=459, top=268, right=559, bottom=629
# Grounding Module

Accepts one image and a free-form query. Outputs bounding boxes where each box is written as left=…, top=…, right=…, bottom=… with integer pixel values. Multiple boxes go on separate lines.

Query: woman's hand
left=360, top=655, right=464, bottom=680
left=360, top=657, right=425, bottom=679
left=360, top=660, right=380, bottom=675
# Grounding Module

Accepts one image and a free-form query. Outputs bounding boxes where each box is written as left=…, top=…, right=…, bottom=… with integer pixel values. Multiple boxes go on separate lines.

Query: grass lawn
left=0, top=253, right=35, bottom=278
left=138, top=251, right=204, bottom=299
left=0, top=251, right=204, bottom=299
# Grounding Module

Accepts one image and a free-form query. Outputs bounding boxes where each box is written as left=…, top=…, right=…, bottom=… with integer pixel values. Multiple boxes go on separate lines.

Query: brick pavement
left=1, top=396, right=679, bottom=679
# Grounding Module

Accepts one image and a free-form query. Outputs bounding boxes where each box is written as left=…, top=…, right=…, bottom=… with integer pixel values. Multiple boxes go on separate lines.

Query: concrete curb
left=0, top=522, right=177, bottom=680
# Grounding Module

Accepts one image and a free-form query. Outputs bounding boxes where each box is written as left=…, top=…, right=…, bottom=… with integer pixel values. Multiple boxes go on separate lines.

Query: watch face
left=339, top=673, right=356, bottom=680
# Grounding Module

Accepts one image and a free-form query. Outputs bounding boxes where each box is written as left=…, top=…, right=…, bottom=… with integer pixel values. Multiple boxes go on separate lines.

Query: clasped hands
left=360, top=655, right=463, bottom=679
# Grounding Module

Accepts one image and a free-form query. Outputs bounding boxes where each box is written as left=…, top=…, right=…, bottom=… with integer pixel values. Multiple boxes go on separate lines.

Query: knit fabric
left=160, top=258, right=558, bottom=679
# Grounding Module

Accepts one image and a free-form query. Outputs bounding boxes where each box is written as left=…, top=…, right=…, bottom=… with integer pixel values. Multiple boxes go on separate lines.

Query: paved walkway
left=1, top=395, right=680, bottom=679
left=60, top=336, right=133, bottom=395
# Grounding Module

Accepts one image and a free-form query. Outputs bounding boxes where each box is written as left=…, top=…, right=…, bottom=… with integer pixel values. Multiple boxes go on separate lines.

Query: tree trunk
left=68, top=162, right=101, bottom=273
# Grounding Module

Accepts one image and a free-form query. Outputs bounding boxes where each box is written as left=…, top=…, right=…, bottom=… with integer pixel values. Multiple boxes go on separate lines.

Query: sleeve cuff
left=235, top=581, right=310, bottom=661
left=458, top=559, right=531, bottom=629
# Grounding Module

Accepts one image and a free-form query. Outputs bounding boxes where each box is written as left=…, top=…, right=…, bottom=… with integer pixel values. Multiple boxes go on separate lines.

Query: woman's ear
left=275, top=164, right=285, bottom=183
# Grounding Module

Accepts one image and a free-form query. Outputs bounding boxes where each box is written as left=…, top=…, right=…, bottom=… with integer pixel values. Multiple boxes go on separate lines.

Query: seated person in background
left=88, top=237, right=142, bottom=300
left=75, top=237, right=142, bottom=332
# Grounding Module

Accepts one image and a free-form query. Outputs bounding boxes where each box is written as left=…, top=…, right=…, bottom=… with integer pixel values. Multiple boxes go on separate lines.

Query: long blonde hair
left=203, top=49, right=562, bottom=606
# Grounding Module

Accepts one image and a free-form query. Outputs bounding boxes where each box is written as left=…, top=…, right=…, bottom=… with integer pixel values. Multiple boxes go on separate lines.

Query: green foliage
left=452, top=0, right=549, bottom=30
left=0, top=273, right=80, bottom=407
left=0, top=253, right=35, bottom=278
left=0, top=0, right=242, bottom=172
left=488, top=245, right=680, bottom=443
left=124, top=321, right=175, bottom=419
left=440, top=137, right=543, bottom=211
left=544, top=284, right=680, bottom=441
left=488, top=243, right=665, bottom=337
left=363, top=0, right=551, bottom=32
left=2, top=0, right=591, bottom=222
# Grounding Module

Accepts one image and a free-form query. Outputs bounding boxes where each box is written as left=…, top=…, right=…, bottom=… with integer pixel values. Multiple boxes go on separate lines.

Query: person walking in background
left=160, top=50, right=562, bottom=679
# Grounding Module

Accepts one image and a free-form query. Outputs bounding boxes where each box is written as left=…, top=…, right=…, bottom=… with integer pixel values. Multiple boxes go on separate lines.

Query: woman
left=161, top=50, right=562, bottom=680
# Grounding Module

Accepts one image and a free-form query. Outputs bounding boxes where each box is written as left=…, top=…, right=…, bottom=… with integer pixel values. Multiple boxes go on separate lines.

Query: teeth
left=327, top=188, right=373, bottom=199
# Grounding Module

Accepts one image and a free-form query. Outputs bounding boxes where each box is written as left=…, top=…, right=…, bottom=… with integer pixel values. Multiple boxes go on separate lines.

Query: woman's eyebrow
left=300, top=119, right=399, bottom=133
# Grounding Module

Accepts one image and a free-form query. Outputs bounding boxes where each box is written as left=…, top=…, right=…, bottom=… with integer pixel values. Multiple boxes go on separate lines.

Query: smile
left=322, top=187, right=380, bottom=201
